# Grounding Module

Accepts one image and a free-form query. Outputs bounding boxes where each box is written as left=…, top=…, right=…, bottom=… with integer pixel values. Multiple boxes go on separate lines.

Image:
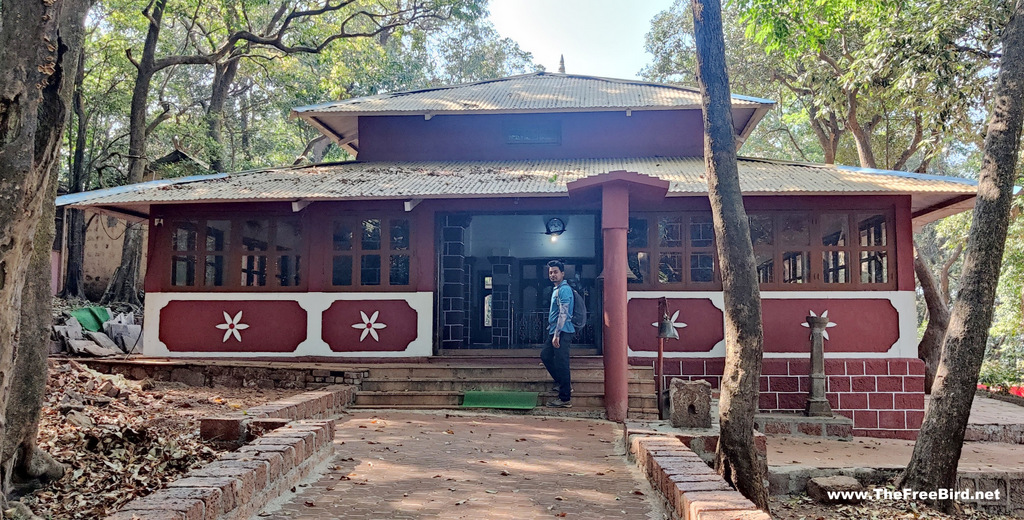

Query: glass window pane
left=627, top=218, right=649, bottom=248
left=860, top=251, right=888, bottom=283
left=822, top=251, right=849, bottom=283
left=276, top=219, right=302, bottom=253
left=277, top=255, right=301, bottom=287
left=240, top=254, right=266, bottom=286
left=171, top=255, right=196, bottom=286
left=659, top=216, right=683, bottom=248
left=205, top=220, right=230, bottom=252
left=241, top=219, right=269, bottom=252
left=690, top=253, right=714, bottom=282
left=390, top=219, right=410, bottom=250
left=821, top=214, right=848, bottom=247
left=390, top=255, right=410, bottom=285
left=858, top=214, right=887, bottom=246
left=748, top=215, right=773, bottom=246
left=204, top=255, right=225, bottom=286
left=690, top=215, right=714, bottom=248
left=333, top=221, right=353, bottom=251
left=362, top=219, right=381, bottom=250
left=754, top=250, right=774, bottom=284
left=361, top=255, right=381, bottom=285
left=659, top=252, right=683, bottom=283
left=781, top=251, right=809, bottom=283
left=172, top=221, right=198, bottom=251
left=779, top=215, right=810, bottom=246
left=332, top=256, right=353, bottom=286
left=627, top=251, right=649, bottom=284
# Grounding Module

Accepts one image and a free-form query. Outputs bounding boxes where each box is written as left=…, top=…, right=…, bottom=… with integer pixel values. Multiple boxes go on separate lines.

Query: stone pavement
left=257, top=411, right=666, bottom=519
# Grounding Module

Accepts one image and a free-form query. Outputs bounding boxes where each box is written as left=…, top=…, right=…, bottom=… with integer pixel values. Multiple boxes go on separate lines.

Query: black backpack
left=570, top=287, right=587, bottom=329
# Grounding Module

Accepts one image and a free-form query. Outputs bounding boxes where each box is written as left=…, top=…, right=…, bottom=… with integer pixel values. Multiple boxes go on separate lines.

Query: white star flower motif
left=651, top=310, right=688, bottom=333
left=801, top=309, right=838, bottom=340
left=215, top=310, right=249, bottom=343
left=351, top=310, right=387, bottom=342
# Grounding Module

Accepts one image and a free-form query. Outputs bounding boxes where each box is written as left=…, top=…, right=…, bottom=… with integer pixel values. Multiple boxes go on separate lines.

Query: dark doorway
left=438, top=213, right=599, bottom=351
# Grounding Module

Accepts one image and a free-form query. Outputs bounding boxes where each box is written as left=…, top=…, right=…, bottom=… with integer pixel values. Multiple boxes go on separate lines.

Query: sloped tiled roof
left=65, top=157, right=975, bottom=216
left=292, top=73, right=773, bottom=116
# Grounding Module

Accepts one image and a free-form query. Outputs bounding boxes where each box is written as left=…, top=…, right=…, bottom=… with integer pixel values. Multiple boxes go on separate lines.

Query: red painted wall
left=634, top=356, right=926, bottom=440
left=356, top=110, right=755, bottom=161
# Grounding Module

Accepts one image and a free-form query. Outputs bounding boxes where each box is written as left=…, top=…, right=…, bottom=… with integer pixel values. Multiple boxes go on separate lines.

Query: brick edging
left=629, top=433, right=770, bottom=520
left=106, top=419, right=335, bottom=520
left=199, top=384, right=356, bottom=447
left=106, top=386, right=354, bottom=520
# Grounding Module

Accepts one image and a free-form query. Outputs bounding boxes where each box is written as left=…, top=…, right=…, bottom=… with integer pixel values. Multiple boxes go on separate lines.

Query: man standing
left=542, top=260, right=575, bottom=408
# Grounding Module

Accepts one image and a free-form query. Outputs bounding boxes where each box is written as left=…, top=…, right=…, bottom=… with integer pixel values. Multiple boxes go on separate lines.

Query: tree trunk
left=914, top=247, right=948, bottom=393
left=0, top=0, right=89, bottom=508
left=207, top=57, right=240, bottom=172
left=3, top=163, right=65, bottom=499
left=62, top=50, right=89, bottom=300
left=104, top=0, right=166, bottom=307
left=846, top=91, right=879, bottom=169
left=691, top=0, right=770, bottom=511
left=899, top=1, right=1024, bottom=510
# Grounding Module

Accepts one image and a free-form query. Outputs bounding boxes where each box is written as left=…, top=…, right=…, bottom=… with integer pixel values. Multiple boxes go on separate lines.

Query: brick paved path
left=257, top=411, right=663, bottom=519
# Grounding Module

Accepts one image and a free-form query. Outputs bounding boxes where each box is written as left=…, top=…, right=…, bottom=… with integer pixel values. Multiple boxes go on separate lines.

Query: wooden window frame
left=627, top=208, right=897, bottom=291
left=627, top=212, right=723, bottom=291
left=164, top=214, right=308, bottom=292
left=326, top=214, right=416, bottom=292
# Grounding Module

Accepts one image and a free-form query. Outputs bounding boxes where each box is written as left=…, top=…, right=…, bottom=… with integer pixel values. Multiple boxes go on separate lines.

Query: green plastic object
left=461, top=391, right=539, bottom=410
left=69, top=306, right=111, bottom=332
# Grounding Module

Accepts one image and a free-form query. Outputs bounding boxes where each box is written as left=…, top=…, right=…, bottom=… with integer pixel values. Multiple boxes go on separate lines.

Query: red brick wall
left=633, top=356, right=925, bottom=440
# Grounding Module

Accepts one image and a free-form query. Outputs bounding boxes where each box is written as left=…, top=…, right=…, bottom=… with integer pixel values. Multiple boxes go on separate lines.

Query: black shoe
left=546, top=398, right=572, bottom=408
left=552, top=384, right=574, bottom=393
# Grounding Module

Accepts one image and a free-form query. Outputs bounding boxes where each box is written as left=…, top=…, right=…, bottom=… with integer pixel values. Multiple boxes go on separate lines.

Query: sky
left=487, top=0, right=677, bottom=80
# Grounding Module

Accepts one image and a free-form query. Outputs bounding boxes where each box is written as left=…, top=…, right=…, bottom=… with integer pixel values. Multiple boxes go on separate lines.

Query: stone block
left=106, top=511, right=186, bottom=520
left=695, top=510, right=771, bottom=520
left=806, top=475, right=864, bottom=504
left=680, top=490, right=756, bottom=520
left=199, top=415, right=250, bottom=446
left=670, top=379, right=712, bottom=429
left=121, top=494, right=205, bottom=520
left=249, top=417, right=290, bottom=437
left=169, top=368, right=206, bottom=387
left=167, top=476, right=245, bottom=513
left=158, top=487, right=225, bottom=519
left=240, top=443, right=297, bottom=469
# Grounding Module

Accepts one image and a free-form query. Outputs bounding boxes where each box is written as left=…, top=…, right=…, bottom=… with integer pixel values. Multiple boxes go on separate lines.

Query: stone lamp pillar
left=805, top=315, right=833, bottom=417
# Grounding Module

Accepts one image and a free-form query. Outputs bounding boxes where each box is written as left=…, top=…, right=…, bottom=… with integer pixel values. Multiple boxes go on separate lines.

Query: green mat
left=69, top=306, right=111, bottom=332
left=461, top=391, right=539, bottom=410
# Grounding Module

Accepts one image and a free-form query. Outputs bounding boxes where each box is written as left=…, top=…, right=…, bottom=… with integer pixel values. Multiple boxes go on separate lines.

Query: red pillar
left=602, top=183, right=630, bottom=422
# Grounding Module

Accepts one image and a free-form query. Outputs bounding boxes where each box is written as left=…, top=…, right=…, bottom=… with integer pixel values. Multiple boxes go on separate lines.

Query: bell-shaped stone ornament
left=657, top=312, right=679, bottom=339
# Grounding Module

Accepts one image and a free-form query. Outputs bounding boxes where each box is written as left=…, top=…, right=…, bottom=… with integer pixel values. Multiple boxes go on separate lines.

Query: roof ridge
left=293, top=73, right=773, bottom=114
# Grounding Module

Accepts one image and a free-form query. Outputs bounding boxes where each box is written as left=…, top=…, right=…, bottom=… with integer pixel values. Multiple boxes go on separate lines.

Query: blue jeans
left=541, top=331, right=573, bottom=402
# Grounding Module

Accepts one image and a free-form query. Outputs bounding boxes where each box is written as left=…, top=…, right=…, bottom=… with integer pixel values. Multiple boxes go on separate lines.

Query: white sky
left=487, top=0, right=676, bottom=80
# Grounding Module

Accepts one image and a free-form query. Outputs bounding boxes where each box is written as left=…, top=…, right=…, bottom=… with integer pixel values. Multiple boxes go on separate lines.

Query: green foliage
left=62, top=0, right=537, bottom=188
left=644, top=0, right=1007, bottom=171
left=979, top=356, right=1023, bottom=391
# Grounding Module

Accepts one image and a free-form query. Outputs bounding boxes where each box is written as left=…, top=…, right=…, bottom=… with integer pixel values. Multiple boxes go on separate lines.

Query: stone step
left=359, top=377, right=655, bottom=393
left=353, top=390, right=657, bottom=409
left=362, top=365, right=653, bottom=380
left=347, top=403, right=660, bottom=419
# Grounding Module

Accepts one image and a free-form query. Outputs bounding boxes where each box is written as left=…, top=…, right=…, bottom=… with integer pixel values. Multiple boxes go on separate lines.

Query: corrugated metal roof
left=69, top=157, right=976, bottom=207
left=292, top=73, right=773, bottom=116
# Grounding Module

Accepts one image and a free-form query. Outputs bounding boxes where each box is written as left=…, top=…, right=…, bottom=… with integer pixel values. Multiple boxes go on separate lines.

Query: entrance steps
left=349, top=357, right=658, bottom=419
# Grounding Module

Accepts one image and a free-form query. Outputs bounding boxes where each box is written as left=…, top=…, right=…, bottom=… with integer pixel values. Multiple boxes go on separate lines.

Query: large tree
left=690, top=0, right=770, bottom=510
left=102, top=0, right=481, bottom=306
left=0, top=0, right=90, bottom=510
left=899, top=0, right=1024, bottom=509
